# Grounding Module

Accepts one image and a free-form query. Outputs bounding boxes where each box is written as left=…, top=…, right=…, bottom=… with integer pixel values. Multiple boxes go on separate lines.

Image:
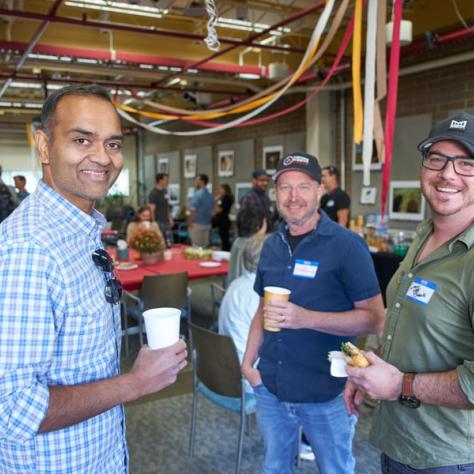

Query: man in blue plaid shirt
left=0, top=85, right=187, bottom=473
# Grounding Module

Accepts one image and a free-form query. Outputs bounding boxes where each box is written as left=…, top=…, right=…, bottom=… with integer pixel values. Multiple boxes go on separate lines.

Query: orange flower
left=128, top=229, right=165, bottom=254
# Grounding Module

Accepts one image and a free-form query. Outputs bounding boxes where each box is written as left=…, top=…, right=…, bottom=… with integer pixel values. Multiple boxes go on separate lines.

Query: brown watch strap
left=402, top=372, right=416, bottom=397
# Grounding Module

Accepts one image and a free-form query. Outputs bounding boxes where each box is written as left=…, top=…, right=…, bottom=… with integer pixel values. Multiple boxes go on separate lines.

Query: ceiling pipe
left=0, top=8, right=306, bottom=55
left=399, top=25, right=474, bottom=56
left=0, top=40, right=263, bottom=76
left=155, top=0, right=326, bottom=86
left=0, top=0, right=63, bottom=98
left=0, top=73, right=252, bottom=96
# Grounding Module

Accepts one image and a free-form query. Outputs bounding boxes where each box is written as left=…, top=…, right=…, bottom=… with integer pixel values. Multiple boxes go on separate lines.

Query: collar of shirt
left=37, top=180, right=106, bottom=239
left=415, top=218, right=474, bottom=251
left=276, top=209, right=336, bottom=244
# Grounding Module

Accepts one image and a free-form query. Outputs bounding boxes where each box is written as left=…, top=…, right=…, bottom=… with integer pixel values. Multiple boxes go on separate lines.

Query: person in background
left=345, top=112, right=474, bottom=473
left=0, top=85, right=187, bottom=473
left=212, top=183, right=234, bottom=251
left=239, top=169, right=275, bottom=231
left=320, top=165, right=351, bottom=227
left=219, top=234, right=268, bottom=381
left=188, top=173, right=214, bottom=247
left=126, top=205, right=162, bottom=242
left=228, top=207, right=267, bottom=285
left=242, top=151, right=384, bottom=474
left=148, top=172, right=174, bottom=236
left=0, top=165, right=18, bottom=222
left=14, top=175, right=30, bottom=202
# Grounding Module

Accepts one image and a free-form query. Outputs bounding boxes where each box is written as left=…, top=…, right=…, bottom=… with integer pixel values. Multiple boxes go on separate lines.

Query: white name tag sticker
left=405, top=278, right=437, bottom=305
left=293, top=259, right=319, bottom=279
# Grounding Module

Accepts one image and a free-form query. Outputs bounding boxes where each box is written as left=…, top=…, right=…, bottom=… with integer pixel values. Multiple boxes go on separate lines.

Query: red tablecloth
left=108, top=246, right=228, bottom=291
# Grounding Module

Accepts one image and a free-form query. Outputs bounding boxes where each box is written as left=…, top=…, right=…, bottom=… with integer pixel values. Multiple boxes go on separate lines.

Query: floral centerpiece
left=128, top=228, right=165, bottom=264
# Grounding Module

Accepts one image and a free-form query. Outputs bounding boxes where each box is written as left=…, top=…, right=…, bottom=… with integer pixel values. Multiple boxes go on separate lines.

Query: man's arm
left=336, top=208, right=350, bottom=227
left=40, top=341, right=187, bottom=432
left=188, top=208, right=196, bottom=228
left=344, top=352, right=472, bottom=416
left=264, top=294, right=385, bottom=335
left=241, top=300, right=265, bottom=386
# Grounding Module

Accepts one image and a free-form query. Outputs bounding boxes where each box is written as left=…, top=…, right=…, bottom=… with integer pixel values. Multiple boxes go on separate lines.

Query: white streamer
left=362, top=0, right=378, bottom=186
left=118, top=0, right=335, bottom=136
left=204, top=0, right=220, bottom=52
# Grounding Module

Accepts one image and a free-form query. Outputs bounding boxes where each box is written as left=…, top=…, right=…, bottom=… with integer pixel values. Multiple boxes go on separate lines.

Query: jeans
left=381, top=453, right=474, bottom=473
left=253, top=384, right=356, bottom=474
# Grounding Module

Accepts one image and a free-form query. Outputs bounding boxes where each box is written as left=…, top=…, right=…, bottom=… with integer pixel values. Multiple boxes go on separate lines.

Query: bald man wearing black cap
left=242, top=152, right=384, bottom=473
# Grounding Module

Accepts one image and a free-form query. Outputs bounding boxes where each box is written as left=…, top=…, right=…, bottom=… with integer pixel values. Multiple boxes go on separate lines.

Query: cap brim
left=418, top=135, right=474, bottom=155
left=272, top=167, right=320, bottom=181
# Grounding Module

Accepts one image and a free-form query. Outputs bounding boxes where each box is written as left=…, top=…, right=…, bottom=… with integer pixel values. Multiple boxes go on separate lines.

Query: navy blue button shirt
left=254, top=211, right=381, bottom=403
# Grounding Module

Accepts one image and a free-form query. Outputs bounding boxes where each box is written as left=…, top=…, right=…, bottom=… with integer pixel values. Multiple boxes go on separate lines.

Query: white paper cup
left=143, top=307, right=181, bottom=349
left=163, top=249, right=172, bottom=261
left=328, top=351, right=348, bottom=377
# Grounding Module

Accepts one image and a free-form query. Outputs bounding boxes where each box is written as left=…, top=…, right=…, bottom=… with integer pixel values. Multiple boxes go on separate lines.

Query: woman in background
left=213, top=184, right=234, bottom=251
left=126, top=205, right=162, bottom=242
left=227, top=207, right=267, bottom=285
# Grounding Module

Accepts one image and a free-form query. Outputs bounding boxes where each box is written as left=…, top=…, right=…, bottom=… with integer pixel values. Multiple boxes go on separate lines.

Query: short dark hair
left=40, top=85, right=114, bottom=137
left=155, top=173, right=169, bottom=183
left=14, top=175, right=26, bottom=184
left=236, top=207, right=266, bottom=237
left=323, top=165, right=340, bottom=181
left=198, top=173, right=209, bottom=185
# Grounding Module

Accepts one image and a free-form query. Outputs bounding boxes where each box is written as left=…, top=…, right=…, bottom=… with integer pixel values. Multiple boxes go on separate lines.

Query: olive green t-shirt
left=370, top=219, right=474, bottom=469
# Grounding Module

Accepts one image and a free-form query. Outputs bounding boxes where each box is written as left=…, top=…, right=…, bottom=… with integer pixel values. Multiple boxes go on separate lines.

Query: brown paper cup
left=263, top=286, right=291, bottom=332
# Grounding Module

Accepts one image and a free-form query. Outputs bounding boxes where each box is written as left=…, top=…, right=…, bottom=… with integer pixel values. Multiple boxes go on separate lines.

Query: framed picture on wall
left=235, top=182, right=252, bottom=208
left=158, top=158, right=169, bottom=174
left=168, top=184, right=180, bottom=205
left=263, top=146, right=283, bottom=175
left=218, top=150, right=234, bottom=177
left=184, top=154, right=197, bottom=178
left=389, top=180, right=426, bottom=221
left=352, top=142, right=382, bottom=171
left=360, top=186, right=377, bottom=205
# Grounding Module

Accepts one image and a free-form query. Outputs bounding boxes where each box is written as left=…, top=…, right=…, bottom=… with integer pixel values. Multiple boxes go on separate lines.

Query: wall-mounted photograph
left=218, top=150, right=234, bottom=177
left=184, top=154, right=197, bottom=178
left=263, top=145, right=283, bottom=175
left=389, top=180, right=426, bottom=221
left=168, top=184, right=180, bottom=205
left=360, top=186, right=377, bottom=205
left=352, top=142, right=382, bottom=171
left=235, top=182, right=252, bottom=208
left=158, top=158, right=169, bottom=174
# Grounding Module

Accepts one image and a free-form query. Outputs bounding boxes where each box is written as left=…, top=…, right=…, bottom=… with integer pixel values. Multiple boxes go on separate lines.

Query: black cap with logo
left=272, top=152, right=322, bottom=182
left=418, top=112, right=474, bottom=155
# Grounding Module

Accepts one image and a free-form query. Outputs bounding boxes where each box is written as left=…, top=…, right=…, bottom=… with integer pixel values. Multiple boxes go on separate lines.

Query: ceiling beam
left=0, top=8, right=306, bottom=54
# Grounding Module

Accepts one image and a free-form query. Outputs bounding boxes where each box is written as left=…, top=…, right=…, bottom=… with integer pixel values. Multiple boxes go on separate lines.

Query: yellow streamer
left=352, top=0, right=363, bottom=144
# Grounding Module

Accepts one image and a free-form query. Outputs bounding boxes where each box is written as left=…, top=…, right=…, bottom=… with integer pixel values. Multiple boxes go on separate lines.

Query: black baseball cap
left=417, top=112, right=474, bottom=155
left=252, top=169, right=269, bottom=179
left=273, top=152, right=322, bottom=182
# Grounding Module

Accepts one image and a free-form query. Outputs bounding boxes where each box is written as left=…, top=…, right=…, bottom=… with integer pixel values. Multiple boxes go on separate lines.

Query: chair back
left=140, top=272, right=188, bottom=311
left=189, top=322, right=242, bottom=398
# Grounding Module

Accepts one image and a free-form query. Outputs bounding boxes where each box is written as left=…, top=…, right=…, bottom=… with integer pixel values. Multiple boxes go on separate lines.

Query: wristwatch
left=399, top=372, right=420, bottom=408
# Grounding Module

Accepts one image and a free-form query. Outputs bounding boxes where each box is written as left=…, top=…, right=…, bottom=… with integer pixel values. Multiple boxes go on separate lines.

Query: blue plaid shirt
left=0, top=181, right=127, bottom=473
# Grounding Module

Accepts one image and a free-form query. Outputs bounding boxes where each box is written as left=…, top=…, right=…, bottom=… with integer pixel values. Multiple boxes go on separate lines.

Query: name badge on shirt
left=326, top=199, right=335, bottom=207
left=293, top=259, right=319, bottom=279
left=405, top=278, right=437, bottom=305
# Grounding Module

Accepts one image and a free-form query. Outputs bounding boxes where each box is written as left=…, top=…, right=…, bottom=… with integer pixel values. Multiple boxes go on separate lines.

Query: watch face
left=399, top=396, right=421, bottom=409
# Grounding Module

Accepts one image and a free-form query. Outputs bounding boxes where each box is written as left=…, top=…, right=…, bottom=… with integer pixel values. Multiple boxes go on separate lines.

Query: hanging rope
left=204, top=0, right=221, bottom=52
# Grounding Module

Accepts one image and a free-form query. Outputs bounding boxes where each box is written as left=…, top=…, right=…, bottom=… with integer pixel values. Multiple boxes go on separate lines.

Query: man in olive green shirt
left=344, top=112, right=474, bottom=472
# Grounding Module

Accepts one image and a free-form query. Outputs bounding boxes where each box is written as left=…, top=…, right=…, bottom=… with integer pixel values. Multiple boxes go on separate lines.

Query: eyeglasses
left=422, top=151, right=474, bottom=177
left=92, top=248, right=123, bottom=305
